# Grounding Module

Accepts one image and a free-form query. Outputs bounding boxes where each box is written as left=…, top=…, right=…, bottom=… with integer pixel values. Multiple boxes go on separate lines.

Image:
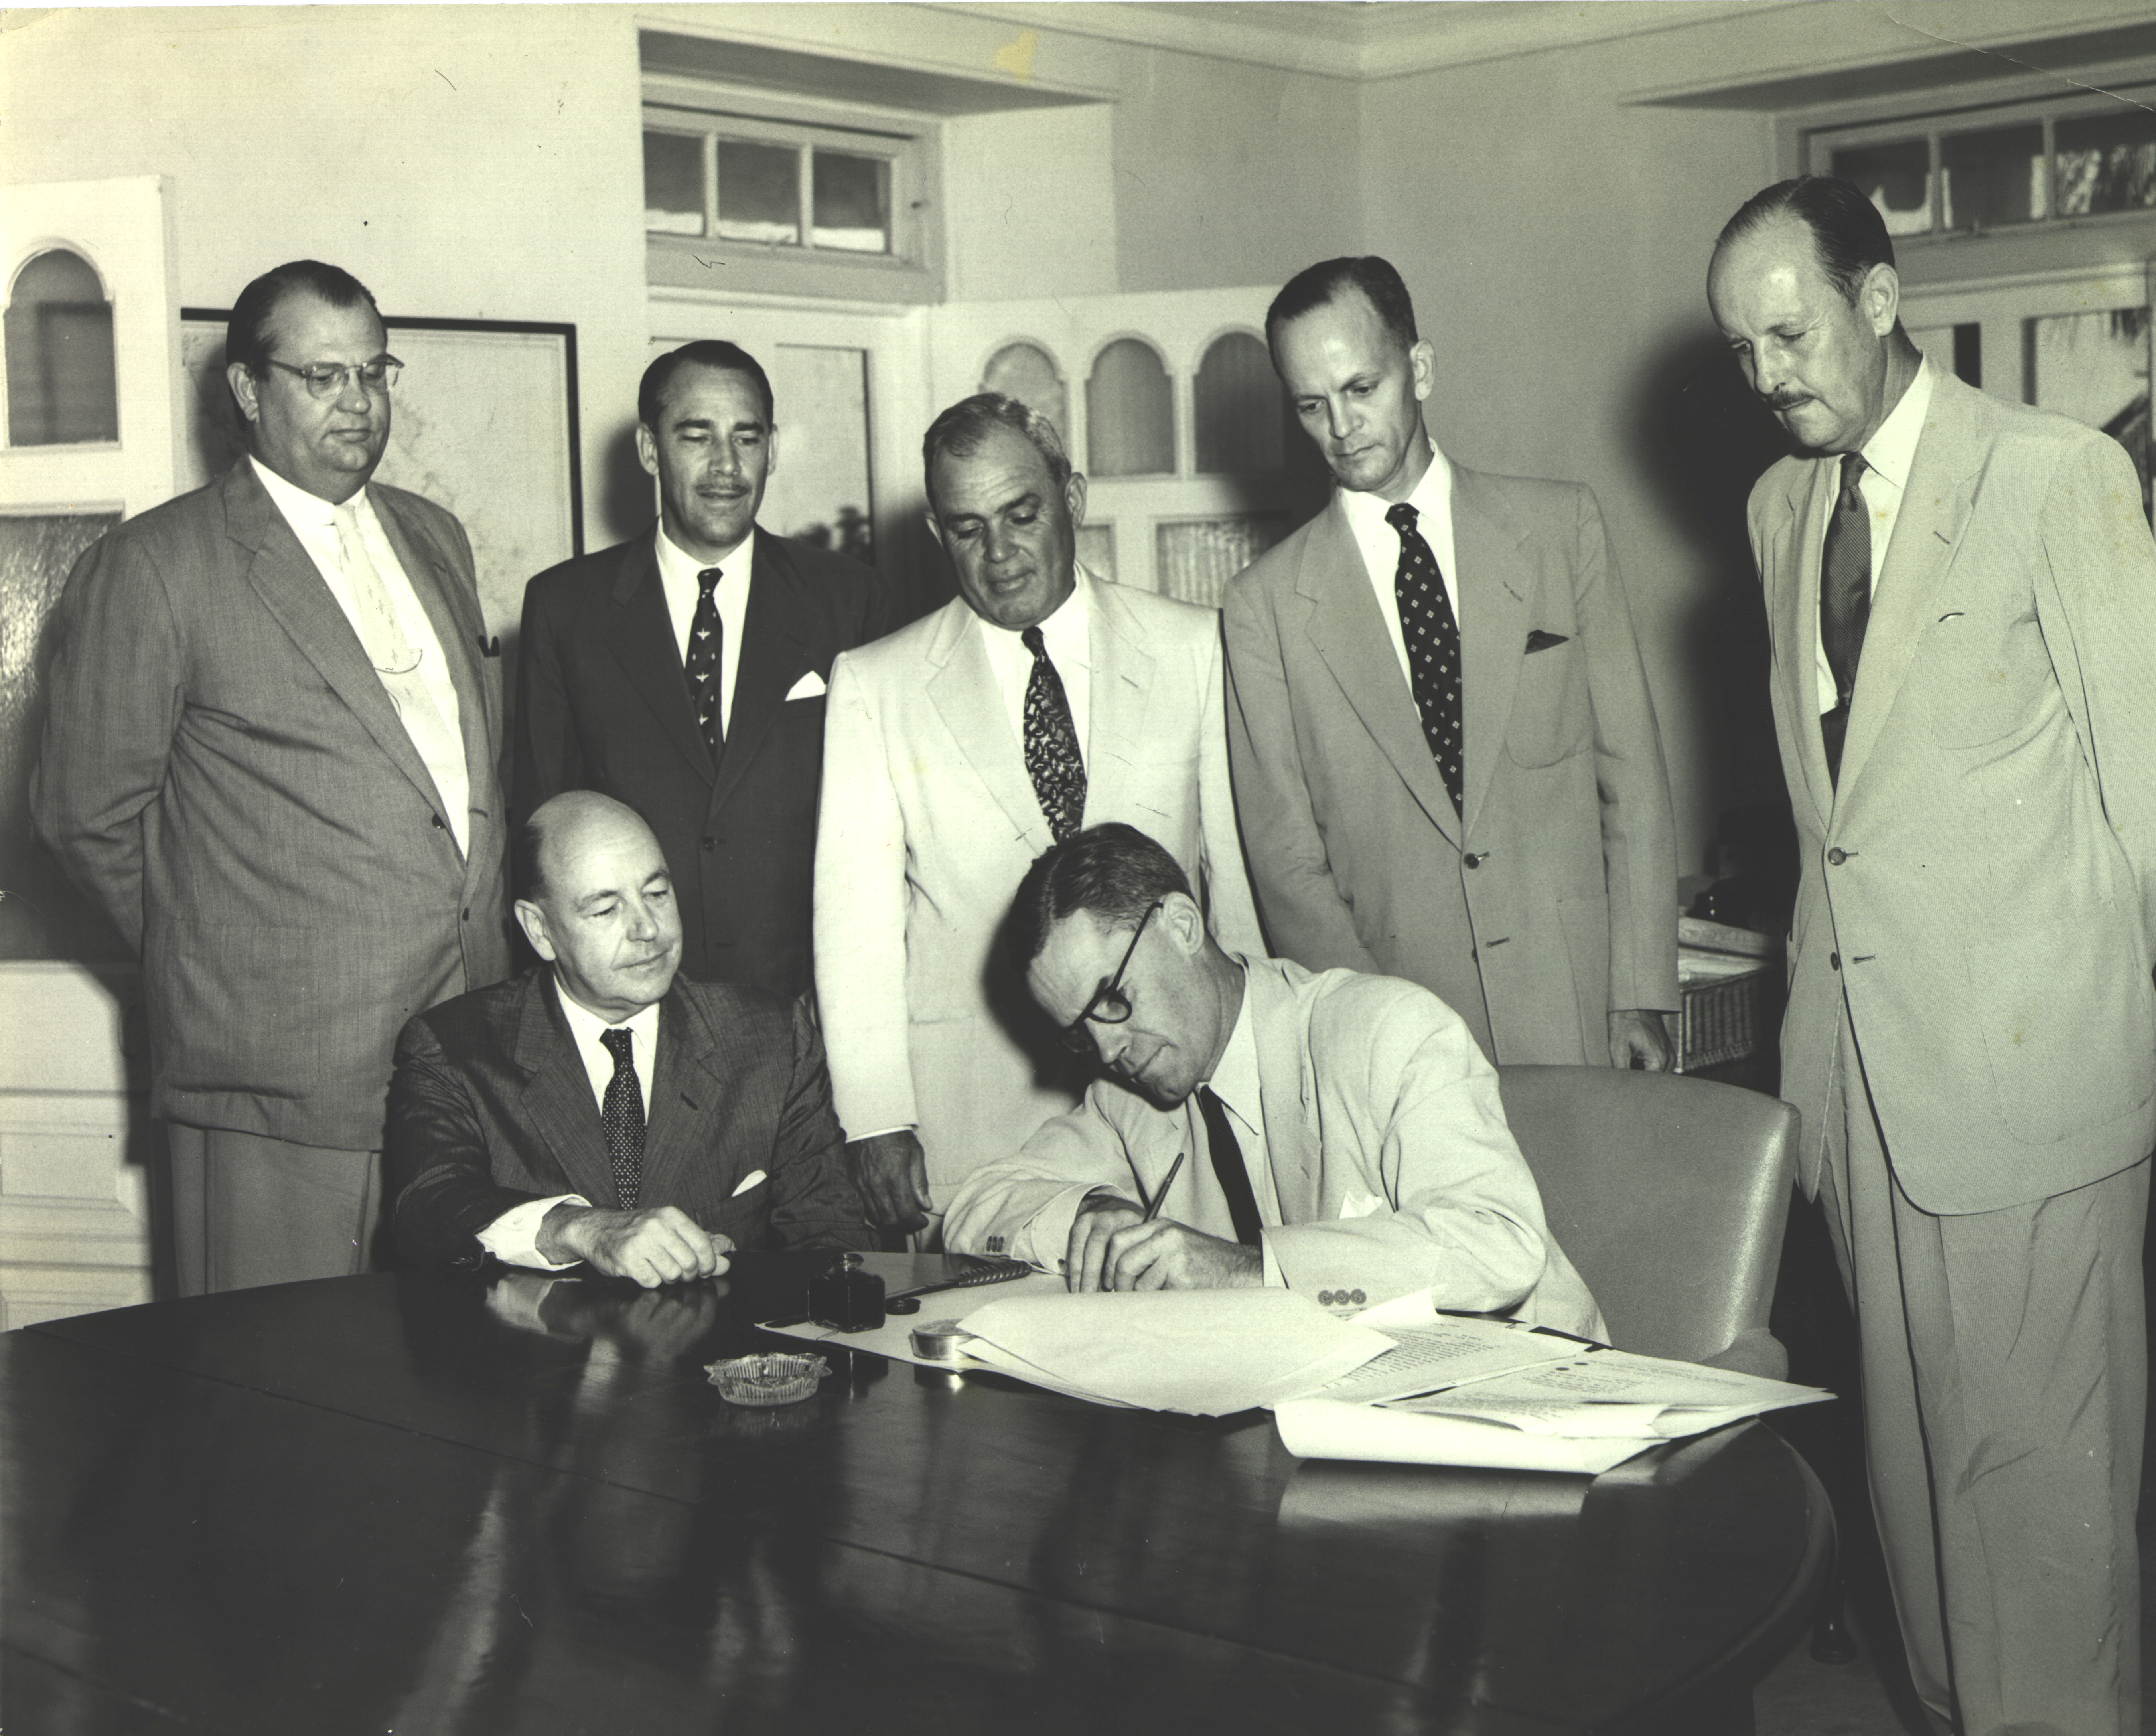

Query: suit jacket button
left=1826, top=847, right=1847, bottom=866
left=431, top=814, right=445, bottom=829
left=1317, top=1289, right=1335, bottom=1306
left=1464, top=853, right=1484, bottom=869
left=1349, top=1289, right=1366, bottom=1305
left=462, top=907, right=471, bottom=921
left=702, top=837, right=716, bottom=853
left=1829, top=952, right=1840, bottom=971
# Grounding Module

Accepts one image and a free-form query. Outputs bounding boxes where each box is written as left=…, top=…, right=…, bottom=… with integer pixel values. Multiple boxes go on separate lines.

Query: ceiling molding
left=927, top=1, right=1794, bottom=82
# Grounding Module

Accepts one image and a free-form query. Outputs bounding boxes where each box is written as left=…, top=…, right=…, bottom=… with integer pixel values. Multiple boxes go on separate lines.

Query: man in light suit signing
left=1223, top=257, right=1677, bottom=1070
left=816, top=394, right=1261, bottom=1236
left=388, top=792, right=870, bottom=1285
left=943, top=823, right=1601, bottom=1336
left=516, top=341, right=888, bottom=999
left=1709, top=175, right=2156, bottom=1736
left=34, top=259, right=510, bottom=1294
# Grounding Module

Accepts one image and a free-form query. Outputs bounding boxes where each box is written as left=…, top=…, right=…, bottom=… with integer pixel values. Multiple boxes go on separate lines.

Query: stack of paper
left=1275, top=1314, right=1831, bottom=1474
left=957, top=1289, right=1393, bottom=1415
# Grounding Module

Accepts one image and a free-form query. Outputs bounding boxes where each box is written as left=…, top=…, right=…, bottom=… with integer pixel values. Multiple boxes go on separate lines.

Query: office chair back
left=1497, top=1065, right=1797, bottom=1378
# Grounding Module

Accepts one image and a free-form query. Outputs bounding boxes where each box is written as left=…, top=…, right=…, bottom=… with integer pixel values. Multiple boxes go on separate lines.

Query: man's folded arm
left=386, top=1016, right=559, bottom=1267
left=943, top=1089, right=1143, bottom=1267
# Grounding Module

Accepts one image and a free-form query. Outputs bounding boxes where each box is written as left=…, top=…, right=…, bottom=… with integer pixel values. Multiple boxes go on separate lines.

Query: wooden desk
left=3, top=1262, right=1829, bottom=1735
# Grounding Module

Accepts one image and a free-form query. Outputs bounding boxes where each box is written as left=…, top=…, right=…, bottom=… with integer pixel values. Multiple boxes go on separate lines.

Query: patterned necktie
left=598, top=1027, right=645, bottom=1211
left=331, top=501, right=464, bottom=823
left=1021, top=625, right=1086, bottom=843
left=1387, top=502, right=1464, bottom=815
left=1819, top=453, right=1872, bottom=787
left=684, top=565, right=725, bottom=760
left=1196, top=1086, right=1262, bottom=1247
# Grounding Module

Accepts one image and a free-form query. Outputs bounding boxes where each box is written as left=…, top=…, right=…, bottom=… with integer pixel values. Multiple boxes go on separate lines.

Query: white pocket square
left=784, top=671, right=827, bottom=702
left=1338, top=1191, right=1387, bottom=1220
left=730, top=1170, right=768, bottom=1198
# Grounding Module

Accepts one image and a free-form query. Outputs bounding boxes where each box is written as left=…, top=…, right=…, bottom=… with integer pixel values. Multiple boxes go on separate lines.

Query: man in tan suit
left=1223, top=257, right=1677, bottom=1070
left=34, top=260, right=510, bottom=1293
left=1710, top=175, right=2156, bottom=1736
left=815, top=394, right=1260, bottom=1234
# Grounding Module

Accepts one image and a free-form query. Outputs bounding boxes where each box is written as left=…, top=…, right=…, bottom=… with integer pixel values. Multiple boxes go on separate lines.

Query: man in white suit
left=1710, top=175, right=2156, bottom=1736
left=815, top=394, right=1260, bottom=1234
left=943, top=822, right=1602, bottom=1338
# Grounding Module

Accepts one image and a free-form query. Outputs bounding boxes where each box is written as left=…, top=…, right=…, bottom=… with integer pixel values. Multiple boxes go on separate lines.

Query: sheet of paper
left=1275, top=1398, right=1653, bottom=1474
left=757, top=1270, right=1070, bottom=1370
left=957, top=1288, right=1391, bottom=1415
left=1306, top=1317, right=1580, bottom=1406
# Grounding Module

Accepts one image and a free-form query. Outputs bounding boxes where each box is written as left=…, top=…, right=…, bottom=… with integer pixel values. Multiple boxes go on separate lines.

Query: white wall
left=0, top=4, right=654, bottom=545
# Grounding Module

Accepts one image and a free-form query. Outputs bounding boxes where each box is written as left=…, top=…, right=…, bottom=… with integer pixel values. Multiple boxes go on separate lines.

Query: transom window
left=1811, top=84, right=2156, bottom=239
left=643, top=108, right=908, bottom=260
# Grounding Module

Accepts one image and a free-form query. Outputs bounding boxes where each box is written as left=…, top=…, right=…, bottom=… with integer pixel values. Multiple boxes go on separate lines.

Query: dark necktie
left=598, top=1027, right=645, bottom=1211
left=1195, top=1086, right=1263, bottom=1247
left=684, top=565, right=725, bottom=760
left=1386, top=502, right=1464, bottom=815
left=1818, top=454, right=1872, bottom=787
left=1020, top=625, right=1086, bottom=843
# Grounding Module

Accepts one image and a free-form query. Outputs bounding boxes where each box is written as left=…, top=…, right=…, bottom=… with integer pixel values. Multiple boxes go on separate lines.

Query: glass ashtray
left=705, top=1352, right=830, bottom=1408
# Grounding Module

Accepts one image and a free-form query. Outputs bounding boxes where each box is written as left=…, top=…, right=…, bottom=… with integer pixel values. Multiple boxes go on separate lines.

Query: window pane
left=1086, top=339, right=1174, bottom=477
left=980, top=342, right=1068, bottom=448
left=1156, top=517, right=1288, bottom=608
left=716, top=139, right=800, bottom=246
left=1832, top=140, right=1932, bottom=235
left=1075, top=523, right=1116, bottom=583
left=4, top=249, right=118, bottom=446
left=1194, top=333, right=1284, bottom=473
left=761, top=344, right=875, bottom=562
left=813, top=151, right=890, bottom=254
left=1941, top=124, right=2045, bottom=229
left=2057, top=110, right=2156, bottom=217
left=2027, top=308, right=2150, bottom=520
left=643, top=131, right=704, bottom=235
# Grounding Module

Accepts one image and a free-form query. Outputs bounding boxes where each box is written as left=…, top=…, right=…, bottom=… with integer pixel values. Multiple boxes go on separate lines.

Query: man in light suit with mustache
left=1710, top=174, right=2156, bottom=1736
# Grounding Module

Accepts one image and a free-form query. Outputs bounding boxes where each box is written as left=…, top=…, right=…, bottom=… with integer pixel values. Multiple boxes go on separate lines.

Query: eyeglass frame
left=1055, top=899, right=1164, bottom=1055
left=257, top=355, right=404, bottom=401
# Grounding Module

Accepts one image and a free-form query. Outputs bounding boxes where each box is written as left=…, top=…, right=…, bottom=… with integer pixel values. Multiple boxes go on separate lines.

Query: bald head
left=514, top=793, right=683, bottom=1021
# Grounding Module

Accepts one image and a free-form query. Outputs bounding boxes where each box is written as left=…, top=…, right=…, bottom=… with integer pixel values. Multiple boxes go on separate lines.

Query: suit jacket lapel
left=373, top=488, right=498, bottom=867
left=925, top=600, right=1057, bottom=851
left=515, top=974, right=618, bottom=1204
left=1450, top=466, right=1531, bottom=837
left=601, top=537, right=714, bottom=788
left=638, top=982, right=716, bottom=1209
left=1083, top=572, right=1156, bottom=820
left=1836, top=381, right=1983, bottom=798
left=220, top=464, right=447, bottom=817
left=711, top=529, right=810, bottom=814
left=1765, top=461, right=1835, bottom=829
left=1297, top=497, right=1460, bottom=846
left=1246, top=959, right=1320, bottom=1223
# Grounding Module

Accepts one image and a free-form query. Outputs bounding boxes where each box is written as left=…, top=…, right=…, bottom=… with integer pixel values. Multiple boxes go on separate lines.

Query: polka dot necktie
left=1387, top=502, right=1464, bottom=815
left=684, top=566, right=725, bottom=761
left=598, top=1027, right=645, bottom=1211
left=1021, top=625, right=1086, bottom=843
left=1818, top=453, right=1872, bottom=788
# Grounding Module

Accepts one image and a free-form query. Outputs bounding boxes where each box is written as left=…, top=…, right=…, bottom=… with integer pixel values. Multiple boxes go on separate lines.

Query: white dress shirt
left=475, top=982, right=661, bottom=1270
left=251, top=457, right=469, bottom=852
left=978, top=563, right=1095, bottom=763
left=1338, top=446, right=1459, bottom=693
left=655, top=523, right=753, bottom=739
left=1814, top=357, right=1937, bottom=715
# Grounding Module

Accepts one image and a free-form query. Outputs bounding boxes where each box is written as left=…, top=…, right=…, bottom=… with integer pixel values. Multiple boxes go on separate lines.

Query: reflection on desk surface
left=5, top=1263, right=1829, bottom=1736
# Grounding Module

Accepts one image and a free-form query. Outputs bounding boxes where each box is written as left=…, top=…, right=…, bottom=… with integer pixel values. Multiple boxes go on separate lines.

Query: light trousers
left=1821, top=1004, right=2145, bottom=1736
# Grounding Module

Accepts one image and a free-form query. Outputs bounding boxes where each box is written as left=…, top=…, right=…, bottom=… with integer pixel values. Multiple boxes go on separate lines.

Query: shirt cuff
left=848, top=1124, right=915, bottom=1143
left=478, top=1194, right=590, bottom=1270
left=1260, top=1230, right=1285, bottom=1289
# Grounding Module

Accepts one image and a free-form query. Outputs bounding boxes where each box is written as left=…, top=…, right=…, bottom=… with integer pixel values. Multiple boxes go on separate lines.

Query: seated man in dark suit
left=944, top=823, right=1601, bottom=1335
left=389, top=791, right=870, bottom=1285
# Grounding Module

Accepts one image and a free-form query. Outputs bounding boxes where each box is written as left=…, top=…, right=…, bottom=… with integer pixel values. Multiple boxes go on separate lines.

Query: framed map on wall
left=178, top=312, right=584, bottom=662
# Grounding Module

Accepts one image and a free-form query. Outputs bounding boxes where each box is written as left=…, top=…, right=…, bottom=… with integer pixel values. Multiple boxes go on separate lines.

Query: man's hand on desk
left=846, top=1129, right=933, bottom=1234
left=537, top=1202, right=734, bottom=1288
left=1609, top=1008, right=1675, bottom=1072
left=1065, top=1194, right=1264, bottom=1293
